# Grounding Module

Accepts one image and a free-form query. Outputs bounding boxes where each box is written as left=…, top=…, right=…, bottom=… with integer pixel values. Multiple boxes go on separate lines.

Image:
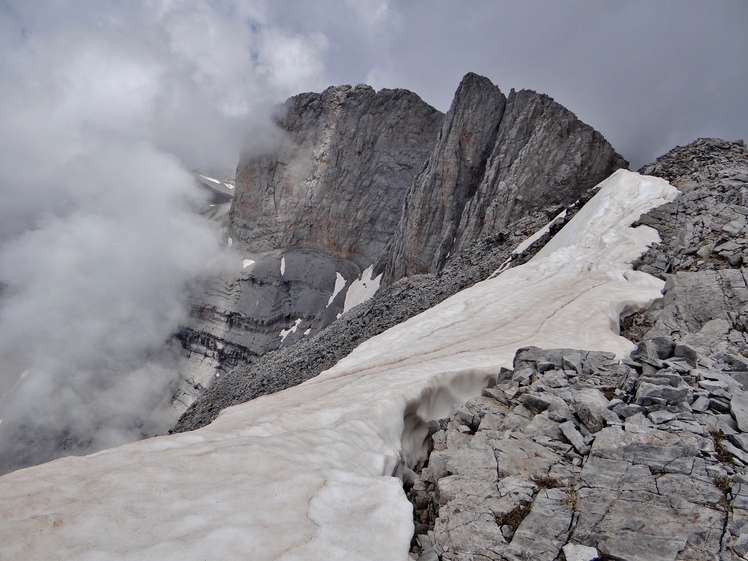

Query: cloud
left=0, top=0, right=331, bottom=472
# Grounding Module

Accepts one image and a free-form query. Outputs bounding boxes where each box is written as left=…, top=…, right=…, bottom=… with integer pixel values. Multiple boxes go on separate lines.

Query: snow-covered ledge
left=0, top=170, right=677, bottom=560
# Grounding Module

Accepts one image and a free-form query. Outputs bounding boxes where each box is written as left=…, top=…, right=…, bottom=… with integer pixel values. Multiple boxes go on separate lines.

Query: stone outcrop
left=382, top=73, right=628, bottom=282
left=408, top=345, right=746, bottom=561
left=621, top=138, right=748, bottom=351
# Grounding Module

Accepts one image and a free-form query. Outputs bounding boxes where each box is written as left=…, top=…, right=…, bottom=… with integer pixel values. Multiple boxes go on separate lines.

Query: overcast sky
left=0, top=0, right=746, bottom=470
left=2, top=1, right=745, bottom=170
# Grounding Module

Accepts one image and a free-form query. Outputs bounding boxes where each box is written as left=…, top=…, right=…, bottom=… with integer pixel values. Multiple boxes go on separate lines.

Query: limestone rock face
left=230, top=84, right=444, bottom=262
left=383, top=73, right=628, bottom=282
left=174, top=74, right=627, bottom=425
left=174, top=74, right=630, bottom=430
left=176, top=85, right=443, bottom=397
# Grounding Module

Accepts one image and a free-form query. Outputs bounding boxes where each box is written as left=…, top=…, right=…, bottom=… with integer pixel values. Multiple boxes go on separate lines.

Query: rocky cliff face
left=230, top=84, right=444, bottom=261
left=382, top=73, right=628, bottom=282
left=173, top=73, right=628, bottom=423
left=171, top=85, right=443, bottom=410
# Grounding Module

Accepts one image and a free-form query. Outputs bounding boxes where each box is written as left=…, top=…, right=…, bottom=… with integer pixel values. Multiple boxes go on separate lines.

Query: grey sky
left=0, top=0, right=745, bottom=470
left=251, top=0, right=747, bottom=169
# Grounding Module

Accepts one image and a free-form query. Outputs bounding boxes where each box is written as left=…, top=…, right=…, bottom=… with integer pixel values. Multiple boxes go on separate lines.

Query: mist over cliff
left=0, top=1, right=331, bottom=473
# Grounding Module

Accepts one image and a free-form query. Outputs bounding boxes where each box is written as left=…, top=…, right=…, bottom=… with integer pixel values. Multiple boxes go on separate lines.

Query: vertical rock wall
left=230, top=84, right=444, bottom=264
left=173, top=85, right=444, bottom=415
left=383, top=73, right=628, bottom=282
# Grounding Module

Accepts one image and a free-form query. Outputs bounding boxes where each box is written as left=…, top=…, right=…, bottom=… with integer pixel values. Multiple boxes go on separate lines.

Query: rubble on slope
left=623, top=138, right=748, bottom=343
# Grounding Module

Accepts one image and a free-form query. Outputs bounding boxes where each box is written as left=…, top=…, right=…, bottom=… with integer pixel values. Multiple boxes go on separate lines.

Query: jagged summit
left=382, top=72, right=628, bottom=282
left=170, top=72, right=627, bottom=425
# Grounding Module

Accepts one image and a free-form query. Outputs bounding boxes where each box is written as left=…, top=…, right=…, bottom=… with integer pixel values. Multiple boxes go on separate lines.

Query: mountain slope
left=174, top=73, right=627, bottom=425
left=0, top=170, right=677, bottom=560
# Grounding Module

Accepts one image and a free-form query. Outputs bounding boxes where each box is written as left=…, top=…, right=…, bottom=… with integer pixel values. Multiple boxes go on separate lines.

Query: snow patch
left=199, top=174, right=221, bottom=185
left=343, top=265, right=381, bottom=314
left=227, top=237, right=233, bottom=247
left=224, top=182, right=235, bottom=190
left=280, top=256, right=286, bottom=276
left=279, top=318, right=302, bottom=342
left=0, top=170, right=678, bottom=561
left=304, top=328, right=311, bottom=336
left=326, top=272, right=347, bottom=307
left=242, top=259, right=255, bottom=269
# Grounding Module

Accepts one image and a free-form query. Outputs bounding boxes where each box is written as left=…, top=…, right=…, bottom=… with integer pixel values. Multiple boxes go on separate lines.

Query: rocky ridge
left=382, top=73, right=627, bottom=282
left=173, top=73, right=626, bottom=422
left=408, top=343, right=746, bottom=561
left=408, top=138, right=748, bottom=561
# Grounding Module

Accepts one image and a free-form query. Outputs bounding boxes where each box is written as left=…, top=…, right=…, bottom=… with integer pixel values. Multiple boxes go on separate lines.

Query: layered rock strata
left=382, top=73, right=628, bottom=282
